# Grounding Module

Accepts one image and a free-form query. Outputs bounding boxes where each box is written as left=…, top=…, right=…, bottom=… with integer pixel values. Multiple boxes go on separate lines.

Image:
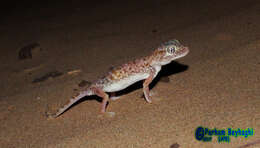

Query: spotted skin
left=47, top=39, right=189, bottom=118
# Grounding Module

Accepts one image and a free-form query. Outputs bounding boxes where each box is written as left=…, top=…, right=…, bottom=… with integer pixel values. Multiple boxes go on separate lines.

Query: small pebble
left=170, top=143, right=180, bottom=148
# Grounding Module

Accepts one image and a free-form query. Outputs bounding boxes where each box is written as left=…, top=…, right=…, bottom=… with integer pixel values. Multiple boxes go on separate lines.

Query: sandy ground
left=0, top=0, right=259, bottom=147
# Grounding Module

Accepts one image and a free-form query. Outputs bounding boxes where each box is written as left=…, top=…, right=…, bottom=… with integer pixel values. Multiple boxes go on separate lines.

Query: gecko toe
left=98, top=112, right=116, bottom=118
left=149, top=90, right=158, bottom=97
left=106, top=112, right=116, bottom=117
left=45, top=111, right=56, bottom=120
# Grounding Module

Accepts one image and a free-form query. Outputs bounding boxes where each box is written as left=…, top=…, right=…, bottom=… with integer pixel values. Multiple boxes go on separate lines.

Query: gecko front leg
left=143, top=67, right=157, bottom=103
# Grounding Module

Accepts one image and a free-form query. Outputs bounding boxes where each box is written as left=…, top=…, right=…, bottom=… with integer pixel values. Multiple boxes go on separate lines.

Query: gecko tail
left=47, top=89, right=94, bottom=119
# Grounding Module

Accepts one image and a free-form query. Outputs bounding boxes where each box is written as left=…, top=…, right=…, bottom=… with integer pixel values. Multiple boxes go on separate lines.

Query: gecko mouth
left=174, top=46, right=189, bottom=58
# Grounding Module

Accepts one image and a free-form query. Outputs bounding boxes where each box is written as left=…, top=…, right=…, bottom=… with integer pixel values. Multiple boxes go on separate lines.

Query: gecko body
left=48, top=39, right=189, bottom=118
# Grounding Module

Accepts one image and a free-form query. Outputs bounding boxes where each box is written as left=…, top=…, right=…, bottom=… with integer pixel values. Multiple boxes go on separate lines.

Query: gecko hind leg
left=93, top=87, right=115, bottom=117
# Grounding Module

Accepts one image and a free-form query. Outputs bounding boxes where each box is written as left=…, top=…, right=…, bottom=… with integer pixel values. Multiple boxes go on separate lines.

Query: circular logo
left=195, top=126, right=205, bottom=141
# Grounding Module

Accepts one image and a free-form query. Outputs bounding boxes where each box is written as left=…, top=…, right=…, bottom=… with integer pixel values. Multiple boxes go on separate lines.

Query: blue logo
left=195, top=126, right=254, bottom=143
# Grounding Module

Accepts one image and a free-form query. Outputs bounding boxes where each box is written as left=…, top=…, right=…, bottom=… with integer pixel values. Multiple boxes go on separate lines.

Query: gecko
left=47, top=39, right=189, bottom=118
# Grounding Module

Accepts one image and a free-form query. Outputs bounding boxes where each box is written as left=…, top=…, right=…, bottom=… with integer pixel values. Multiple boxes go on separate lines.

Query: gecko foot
left=142, top=90, right=158, bottom=103
left=98, top=112, right=116, bottom=118
left=145, top=90, right=163, bottom=102
left=45, top=111, right=56, bottom=120
left=150, top=90, right=163, bottom=102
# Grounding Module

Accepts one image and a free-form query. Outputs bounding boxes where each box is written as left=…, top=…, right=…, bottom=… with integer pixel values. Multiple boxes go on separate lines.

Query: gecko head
left=155, top=39, right=189, bottom=65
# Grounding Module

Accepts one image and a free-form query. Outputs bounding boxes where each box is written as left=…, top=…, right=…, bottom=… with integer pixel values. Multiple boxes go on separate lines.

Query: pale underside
left=102, top=73, right=149, bottom=92
left=102, top=65, right=161, bottom=92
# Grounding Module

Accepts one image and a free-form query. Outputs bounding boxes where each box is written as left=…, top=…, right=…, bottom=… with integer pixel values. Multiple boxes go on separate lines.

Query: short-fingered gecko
left=47, top=39, right=189, bottom=118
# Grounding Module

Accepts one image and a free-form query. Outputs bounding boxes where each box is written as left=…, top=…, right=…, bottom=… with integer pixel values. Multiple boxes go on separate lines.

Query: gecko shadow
left=63, top=61, right=189, bottom=114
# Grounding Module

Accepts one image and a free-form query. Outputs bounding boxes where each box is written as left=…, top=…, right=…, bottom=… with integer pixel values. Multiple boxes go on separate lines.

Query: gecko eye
left=167, top=46, right=176, bottom=54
